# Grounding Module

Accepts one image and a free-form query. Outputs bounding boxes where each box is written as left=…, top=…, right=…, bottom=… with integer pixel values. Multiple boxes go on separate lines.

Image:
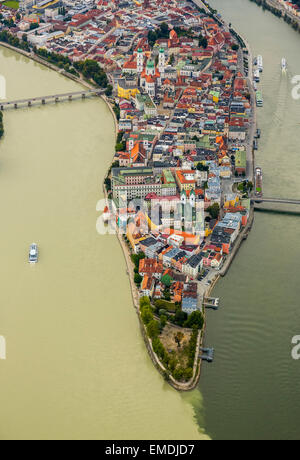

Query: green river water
left=196, top=0, right=300, bottom=440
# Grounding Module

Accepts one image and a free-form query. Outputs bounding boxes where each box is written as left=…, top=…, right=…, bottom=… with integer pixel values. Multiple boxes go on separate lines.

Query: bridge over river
left=0, top=89, right=105, bottom=110
left=252, top=197, right=300, bottom=206
left=252, top=197, right=300, bottom=214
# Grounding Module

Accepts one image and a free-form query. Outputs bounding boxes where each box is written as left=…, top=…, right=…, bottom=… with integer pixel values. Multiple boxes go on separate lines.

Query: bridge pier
left=55, top=97, right=59, bottom=103
left=42, top=99, right=46, bottom=105
left=28, top=101, right=31, bottom=107
left=68, top=95, right=72, bottom=101
left=14, top=103, right=18, bottom=109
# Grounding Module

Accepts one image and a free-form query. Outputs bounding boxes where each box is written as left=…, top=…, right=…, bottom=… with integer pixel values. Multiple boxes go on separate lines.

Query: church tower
left=146, top=59, right=155, bottom=76
left=158, top=48, right=166, bottom=75
left=137, top=48, right=144, bottom=73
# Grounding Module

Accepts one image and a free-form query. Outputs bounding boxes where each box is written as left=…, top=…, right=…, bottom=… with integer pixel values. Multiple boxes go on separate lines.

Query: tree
left=168, top=357, right=178, bottom=373
left=131, top=252, right=145, bottom=270
left=94, top=71, right=108, bottom=88
left=82, top=59, right=100, bottom=78
left=174, top=331, right=184, bottom=348
left=173, top=367, right=184, bottom=381
left=160, top=22, right=169, bottom=37
left=169, top=54, right=175, bottom=65
left=113, top=103, right=120, bottom=121
left=183, top=367, right=193, bottom=380
left=152, top=337, right=167, bottom=362
left=134, top=273, right=143, bottom=286
left=184, top=311, right=204, bottom=329
left=104, top=177, right=111, bottom=191
left=172, top=309, right=187, bottom=327
left=147, top=320, right=160, bottom=339
left=115, top=142, right=125, bottom=152
left=197, top=162, right=209, bottom=172
left=140, top=296, right=151, bottom=308
left=29, top=23, right=39, bottom=31
left=160, top=315, right=167, bottom=330
left=147, top=30, right=157, bottom=47
left=207, top=203, right=220, bottom=219
left=105, top=84, right=113, bottom=96
left=163, top=289, right=171, bottom=301
left=199, top=34, right=208, bottom=49
left=141, top=306, right=154, bottom=325
left=147, top=22, right=169, bottom=46
left=161, top=274, right=172, bottom=287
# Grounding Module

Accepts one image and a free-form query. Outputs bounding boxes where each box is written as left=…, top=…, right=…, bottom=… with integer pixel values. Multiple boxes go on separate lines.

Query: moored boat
left=256, top=90, right=263, bottom=107
left=257, top=55, right=263, bottom=72
left=253, top=69, right=260, bottom=82
left=255, top=167, right=263, bottom=197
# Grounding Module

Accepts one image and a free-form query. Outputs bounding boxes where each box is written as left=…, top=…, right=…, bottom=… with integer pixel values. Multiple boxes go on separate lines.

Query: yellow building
left=224, top=195, right=239, bottom=208
left=126, top=222, right=146, bottom=252
left=117, top=80, right=140, bottom=100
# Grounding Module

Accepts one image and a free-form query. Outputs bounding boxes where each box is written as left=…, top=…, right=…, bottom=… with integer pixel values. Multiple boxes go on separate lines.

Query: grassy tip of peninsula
left=140, top=296, right=203, bottom=383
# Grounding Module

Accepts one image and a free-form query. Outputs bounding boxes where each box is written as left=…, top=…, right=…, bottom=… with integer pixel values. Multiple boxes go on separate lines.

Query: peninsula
left=0, top=0, right=258, bottom=390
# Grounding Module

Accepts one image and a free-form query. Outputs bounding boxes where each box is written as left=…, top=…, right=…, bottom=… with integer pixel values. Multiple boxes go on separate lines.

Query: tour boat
left=255, top=168, right=263, bottom=197
left=281, top=58, right=287, bottom=71
left=29, top=243, right=38, bottom=264
left=256, top=91, right=263, bottom=107
left=257, top=55, right=263, bottom=72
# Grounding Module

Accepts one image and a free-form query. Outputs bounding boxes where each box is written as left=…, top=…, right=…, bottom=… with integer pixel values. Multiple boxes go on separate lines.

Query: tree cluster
left=207, top=203, right=220, bottom=219
left=74, top=59, right=108, bottom=88
left=0, top=30, right=30, bottom=52
left=147, top=22, right=170, bottom=47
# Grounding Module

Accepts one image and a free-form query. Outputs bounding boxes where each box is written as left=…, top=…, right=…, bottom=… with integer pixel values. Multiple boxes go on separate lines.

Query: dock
left=203, top=297, right=220, bottom=310
left=199, top=347, right=215, bottom=363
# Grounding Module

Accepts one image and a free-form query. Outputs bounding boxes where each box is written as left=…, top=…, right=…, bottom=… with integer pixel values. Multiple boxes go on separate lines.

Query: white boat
left=254, top=69, right=260, bottom=82
left=29, top=243, right=38, bottom=263
left=257, top=55, right=263, bottom=72
left=281, top=57, right=287, bottom=71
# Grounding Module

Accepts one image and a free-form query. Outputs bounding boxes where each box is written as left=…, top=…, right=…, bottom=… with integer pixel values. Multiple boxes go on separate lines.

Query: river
left=194, top=0, right=300, bottom=440
left=1, top=0, right=300, bottom=440
left=0, top=46, right=206, bottom=440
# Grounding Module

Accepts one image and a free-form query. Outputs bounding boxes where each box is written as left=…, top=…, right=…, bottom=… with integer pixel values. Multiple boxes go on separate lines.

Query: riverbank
left=248, top=0, right=300, bottom=32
